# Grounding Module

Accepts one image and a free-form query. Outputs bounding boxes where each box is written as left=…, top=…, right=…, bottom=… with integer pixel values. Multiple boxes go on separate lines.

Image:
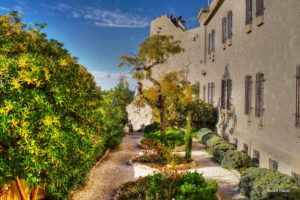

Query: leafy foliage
left=168, top=99, right=218, bottom=131
left=221, top=150, right=252, bottom=170
left=142, top=128, right=185, bottom=150
left=0, top=12, right=132, bottom=199
left=143, top=122, right=160, bottom=134
left=120, top=35, right=188, bottom=135
left=240, top=168, right=300, bottom=200
left=185, top=112, right=192, bottom=160
left=116, top=172, right=218, bottom=200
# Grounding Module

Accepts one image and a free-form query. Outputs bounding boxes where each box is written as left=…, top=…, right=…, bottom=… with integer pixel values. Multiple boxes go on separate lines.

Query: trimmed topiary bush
left=221, top=150, right=252, bottom=170
left=240, top=168, right=300, bottom=200
left=211, top=142, right=236, bottom=163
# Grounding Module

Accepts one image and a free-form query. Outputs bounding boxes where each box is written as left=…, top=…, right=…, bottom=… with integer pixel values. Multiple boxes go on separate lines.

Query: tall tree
left=119, top=35, right=187, bottom=135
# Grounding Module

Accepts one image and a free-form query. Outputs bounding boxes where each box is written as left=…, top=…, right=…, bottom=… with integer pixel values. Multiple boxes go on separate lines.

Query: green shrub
left=240, top=168, right=300, bottom=200
left=0, top=12, right=132, bottom=199
left=221, top=150, right=252, bottom=170
left=144, top=122, right=160, bottom=134
left=185, top=112, right=192, bottom=160
left=168, top=99, right=218, bottom=130
left=174, top=172, right=218, bottom=200
left=200, top=132, right=218, bottom=146
left=142, top=128, right=184, bottom=149
left=116, top=172, right=218, bottom=200
left=211, top=142, right=236, bottom=163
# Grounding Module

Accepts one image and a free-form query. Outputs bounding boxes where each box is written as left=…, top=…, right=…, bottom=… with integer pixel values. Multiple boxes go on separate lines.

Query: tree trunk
left=30, top=186, right=39, bottom=200
left=15, top=176, right=26, bottom=200
left=159, top=95, right=167, bottom=136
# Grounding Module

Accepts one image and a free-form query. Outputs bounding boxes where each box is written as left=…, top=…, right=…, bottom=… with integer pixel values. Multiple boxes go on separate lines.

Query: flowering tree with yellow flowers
left=0, top=11, right=131, bottom=200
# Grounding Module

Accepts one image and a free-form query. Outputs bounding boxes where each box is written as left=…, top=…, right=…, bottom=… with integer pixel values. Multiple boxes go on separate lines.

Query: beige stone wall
left=147, top=0, right=300, bottom=176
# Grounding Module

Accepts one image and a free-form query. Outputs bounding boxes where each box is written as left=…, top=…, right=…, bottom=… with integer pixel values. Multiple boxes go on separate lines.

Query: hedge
left=240, top=168, right=300, bottom=200
left=142, top=128, right=184, bottom=149
left=221, top=150, right=252, bottom=170
left=199, top=130, right=251, bottom=169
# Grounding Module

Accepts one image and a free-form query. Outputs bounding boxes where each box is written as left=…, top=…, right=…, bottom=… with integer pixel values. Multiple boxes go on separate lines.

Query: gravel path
left=71, top=132, right=142, bottom=200
left=71, top=133, right=246, bottom=200
left=190, top=140, right=247, bottom=200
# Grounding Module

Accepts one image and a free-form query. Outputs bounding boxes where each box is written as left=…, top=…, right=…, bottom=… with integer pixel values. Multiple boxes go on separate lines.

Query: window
left=256, top=0, right=264, bottom=16
left=255, top=72, right=264, bottom=117
left=203, top=85, right=206, bottom=101
left=221, top=78, right=232, bottom=109
left=292, top=172, right=300, bottom=185
left=245, top=75, right=252, bottom=115
left=252, top=150, right=260, bottom=167
left=243, top=143, right=249, bottom=154
left=222, top=17, right=227, bottom=44
left=208, top=33, right=211, bottom=55
left=227, top=11, right=233, bottom=39
left=208, top=82, right=215, bottom=104
left=296, top=65, right=300, bottom=127
left=246, top=0, right=253, bottom=24
left=269, top=159, right=278, bottom=171
left=212, top=30, right=215, bottom=52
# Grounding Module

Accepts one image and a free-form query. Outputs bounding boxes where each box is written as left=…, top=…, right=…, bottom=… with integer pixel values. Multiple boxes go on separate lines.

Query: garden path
left=71, top=132, right=142, bottom=200
left=190, top=140, right=247, bottom=200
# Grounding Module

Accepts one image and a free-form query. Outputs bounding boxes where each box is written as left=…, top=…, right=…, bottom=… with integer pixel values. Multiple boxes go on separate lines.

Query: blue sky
left=0, top=0, right=208, bottom=91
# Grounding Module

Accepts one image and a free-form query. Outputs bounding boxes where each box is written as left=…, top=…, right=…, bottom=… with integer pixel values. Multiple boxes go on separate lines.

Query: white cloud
left=41, top=3, right=149, bottom=28
left=91, top=70, right=136, bottom=90
left=0, top=6, right=9, bottom=11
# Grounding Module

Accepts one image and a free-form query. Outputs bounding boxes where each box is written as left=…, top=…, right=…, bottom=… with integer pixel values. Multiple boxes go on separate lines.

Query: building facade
left=146, top=0, right=300, bottom=178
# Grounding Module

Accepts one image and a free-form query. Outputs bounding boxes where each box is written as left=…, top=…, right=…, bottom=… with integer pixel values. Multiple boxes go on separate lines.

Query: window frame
left=245, top=75, right=252, bottom=115
left=227, top=11, right=233, bottom=39
left=246, top=0, right=253, bottom=24
left=269, top=159, right=279, bottom=171
left=256, top=0, right=265, bottom=17
left=211, top=30, right=216, bottom=52
left=255, top=72, right=264, bottom=117
left=222, top=17, right=227, bottom=44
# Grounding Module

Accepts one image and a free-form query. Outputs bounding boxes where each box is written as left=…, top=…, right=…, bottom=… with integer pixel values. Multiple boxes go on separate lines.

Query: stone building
left=131, top=0, right=300, bottom=180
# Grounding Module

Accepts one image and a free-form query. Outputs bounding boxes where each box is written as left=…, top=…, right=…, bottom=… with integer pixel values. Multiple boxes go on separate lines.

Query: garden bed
left=113, top=172, right=218, bottom=200
left=130, top=154, right=197, bottom=170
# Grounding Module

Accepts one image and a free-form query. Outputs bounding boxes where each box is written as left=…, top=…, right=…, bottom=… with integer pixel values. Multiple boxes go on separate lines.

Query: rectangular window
left=243, top=144, right=249, bottom=154
left=292, top=172, right=300, bottom=185
left=221, top=80, right=227, bottom=109
left=212, top=30, right=215, bottom=52
left=222, top=17, right=227, bottom=43
left=227, top=79, right=232, bottom=110
left=252, top=150, right=260, bottom=167
left=243, top=143, right=249, bottom=154
left=208, top=33, right=211, bottom=55
left=208, top=82, right=215, bottom=104
left=255, top=72, right=264, bottom=117
left=245, top=75, right=252, bottom=115
left=208, top=83, right=211, bottom=104
left=269, top=159, right=278, bottom=171
left=203, top=85, right=206, bottom=102
left=296, top=65, right=300, bottom=127
left=211, top=82, right=215, bottom=104
left=227, top=11, right=233, bottom=39
left=246, top=0, right=253, bottom=24
left=256, top=0, right=264, bottom=16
